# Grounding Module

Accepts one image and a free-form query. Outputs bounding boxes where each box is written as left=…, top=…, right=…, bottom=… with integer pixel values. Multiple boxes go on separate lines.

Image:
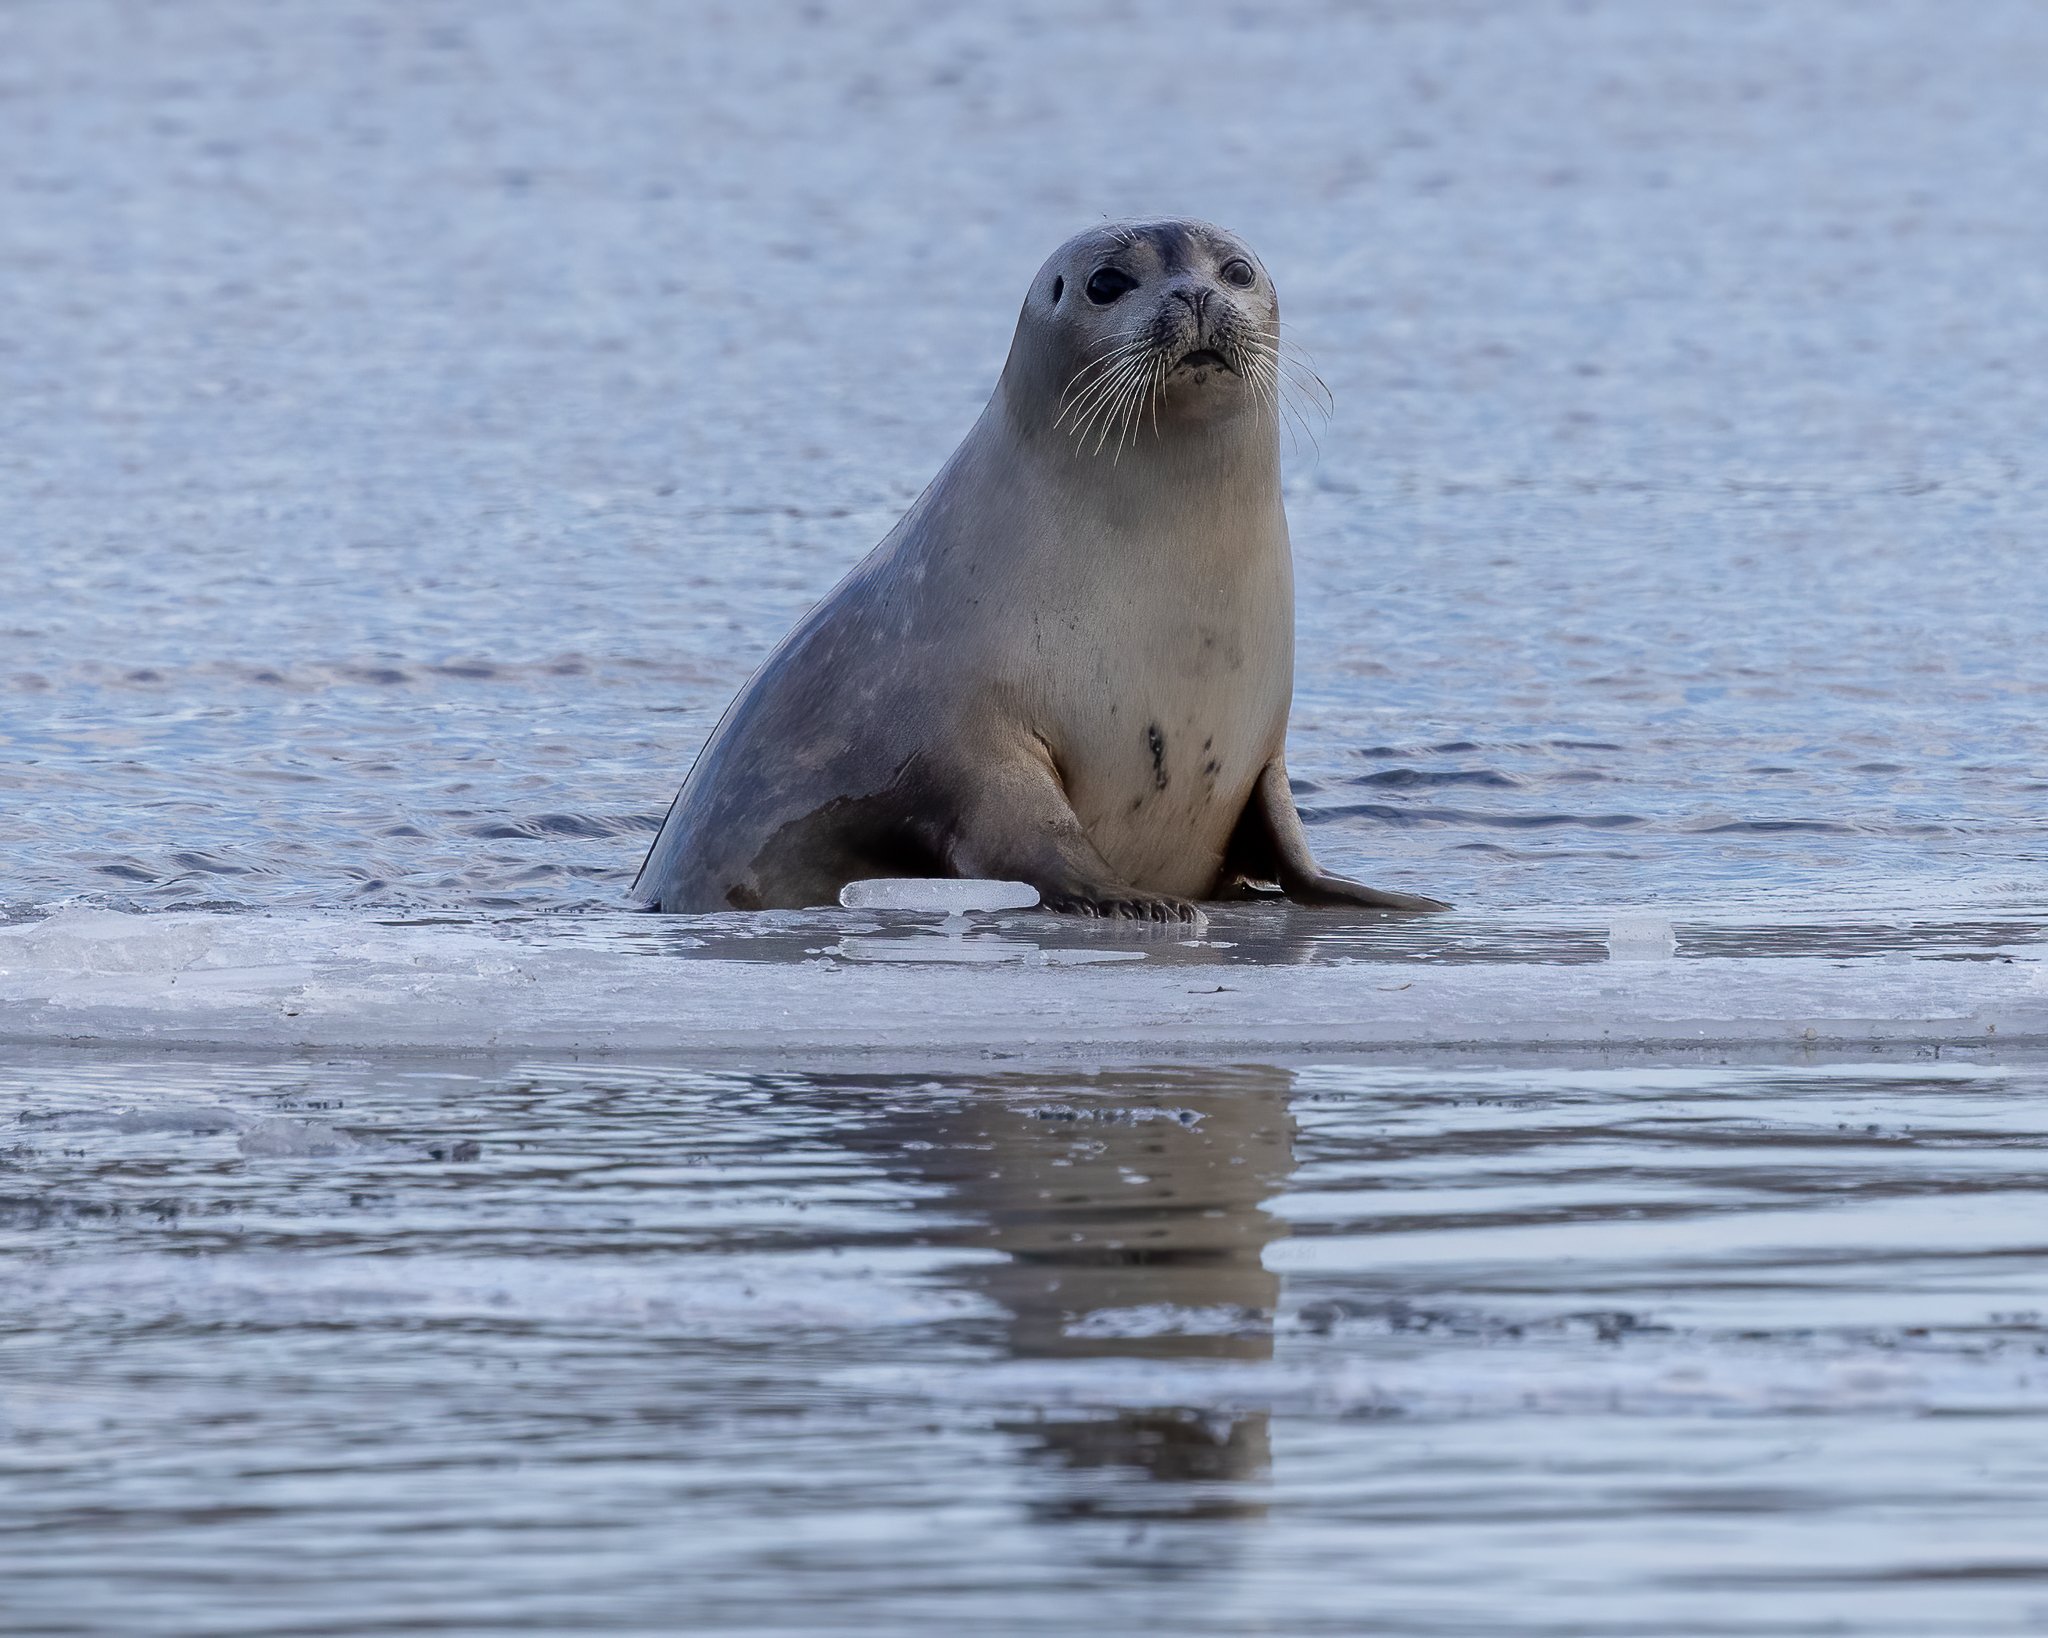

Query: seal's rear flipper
left=1224, top=760, right=1451, bottom=913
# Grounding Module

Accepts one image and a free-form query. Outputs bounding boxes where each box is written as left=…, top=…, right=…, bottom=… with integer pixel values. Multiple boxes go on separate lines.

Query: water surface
left=5, top=1050, right=2048, bottom=1634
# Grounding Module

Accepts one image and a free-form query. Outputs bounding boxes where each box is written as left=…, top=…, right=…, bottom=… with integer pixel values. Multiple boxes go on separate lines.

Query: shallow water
left=5, top=1050, right=2048, bottom=1634
left=5, top=0, right=2047, bottom=918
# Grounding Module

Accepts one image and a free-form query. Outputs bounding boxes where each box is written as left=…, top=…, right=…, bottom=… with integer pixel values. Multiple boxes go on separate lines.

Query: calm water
left=4, top=0, right=2046, bottom=919
left=5, top=1051, right=2048, bottom=1634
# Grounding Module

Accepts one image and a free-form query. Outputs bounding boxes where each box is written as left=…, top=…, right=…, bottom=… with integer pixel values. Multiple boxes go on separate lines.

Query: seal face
left=633, top=218, right=1447, bottom=919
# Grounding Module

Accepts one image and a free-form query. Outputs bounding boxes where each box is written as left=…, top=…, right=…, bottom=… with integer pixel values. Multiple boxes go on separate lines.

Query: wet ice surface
left=5, top=1051, right=2048, bottom=1635
left=3, top=901, right=2045, bottom=1059
left=5, top=0, right=2048, bottom=920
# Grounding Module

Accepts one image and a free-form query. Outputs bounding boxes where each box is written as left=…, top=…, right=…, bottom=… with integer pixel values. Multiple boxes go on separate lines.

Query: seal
left=633, top=218, right=1448, bottom=919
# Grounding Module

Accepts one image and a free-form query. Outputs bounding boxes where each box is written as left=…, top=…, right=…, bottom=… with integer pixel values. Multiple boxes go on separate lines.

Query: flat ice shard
left=1607, top=915, right=1677, bottom=963
left=237, top=1117, right=363, bottom=1159
left=838, top=878, right=1041, bottom=912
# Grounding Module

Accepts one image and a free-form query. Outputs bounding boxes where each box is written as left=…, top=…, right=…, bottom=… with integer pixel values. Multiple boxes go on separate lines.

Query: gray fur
left=633, top=219, right=1448, bottom=919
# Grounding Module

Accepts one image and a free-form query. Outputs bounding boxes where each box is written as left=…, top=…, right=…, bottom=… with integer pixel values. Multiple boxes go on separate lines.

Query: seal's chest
left=1024, top=525, right=1293, bottom=894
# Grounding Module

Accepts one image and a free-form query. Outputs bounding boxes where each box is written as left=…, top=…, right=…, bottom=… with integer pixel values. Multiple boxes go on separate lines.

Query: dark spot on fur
left=1146, top=724, right=1168, bottom=789
left=1203, top=737, right=1213, bottom=751
left=1130, top=797, right=1143, bottom=812
left=1204, top=759, right=1220, bottom=777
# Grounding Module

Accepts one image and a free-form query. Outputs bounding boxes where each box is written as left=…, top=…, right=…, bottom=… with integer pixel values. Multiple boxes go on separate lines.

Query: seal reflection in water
left=634, top=219, right=1448, bottom=919
left=860, top=1068, right=1296, bottom=1520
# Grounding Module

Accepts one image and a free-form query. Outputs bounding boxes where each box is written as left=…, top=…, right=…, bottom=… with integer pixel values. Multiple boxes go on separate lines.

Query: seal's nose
left=1168, top=283, right=1210, bottom=326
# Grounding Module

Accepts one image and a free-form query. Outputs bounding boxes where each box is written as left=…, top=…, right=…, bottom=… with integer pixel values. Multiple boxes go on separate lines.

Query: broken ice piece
left=1606, top=915, right=1677, bottom=963
left=237, top=1118, right=361, bottom=1159
left=838, top=878, right=1041, bottom=913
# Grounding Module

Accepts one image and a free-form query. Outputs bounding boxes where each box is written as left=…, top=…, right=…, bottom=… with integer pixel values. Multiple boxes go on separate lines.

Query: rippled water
left=5, top=0, right=2046, bottom=918
left=6, top=1051, right=2048, bottom=1634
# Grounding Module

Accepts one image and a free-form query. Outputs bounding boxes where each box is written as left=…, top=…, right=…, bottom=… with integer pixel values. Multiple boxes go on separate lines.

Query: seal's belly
left=1057, top=663, right=1288, bottom=900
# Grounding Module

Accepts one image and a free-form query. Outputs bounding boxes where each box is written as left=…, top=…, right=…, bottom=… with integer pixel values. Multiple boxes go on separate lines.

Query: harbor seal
left=633, top=218, right=1448, bottom=920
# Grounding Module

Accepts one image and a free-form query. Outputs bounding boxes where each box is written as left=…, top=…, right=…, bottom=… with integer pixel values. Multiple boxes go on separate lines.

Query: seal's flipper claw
left=1042, top=892, right=1202, bottom=924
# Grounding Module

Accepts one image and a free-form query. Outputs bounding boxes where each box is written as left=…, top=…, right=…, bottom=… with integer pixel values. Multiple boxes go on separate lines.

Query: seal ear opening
left=1051, top=275, right=1064, bottom=304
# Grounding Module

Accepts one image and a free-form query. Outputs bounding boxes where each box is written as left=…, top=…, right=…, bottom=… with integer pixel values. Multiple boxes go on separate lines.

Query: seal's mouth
left=1175, top=347, right=1231, bottom=373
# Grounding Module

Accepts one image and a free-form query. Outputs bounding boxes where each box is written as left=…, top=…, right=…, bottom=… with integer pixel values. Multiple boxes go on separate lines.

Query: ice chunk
left=1607, top=915, right=1677, bottom=963
left=237, top=1118, right=362, bottom=1159
left=838, top=878, right=1040, bottom=912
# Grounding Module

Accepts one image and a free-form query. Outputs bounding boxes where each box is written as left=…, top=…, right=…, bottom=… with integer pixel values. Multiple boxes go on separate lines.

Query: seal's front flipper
left=1225, top=759, right=1451, bottom=913
left=947, top=738, right=1203, bottom=923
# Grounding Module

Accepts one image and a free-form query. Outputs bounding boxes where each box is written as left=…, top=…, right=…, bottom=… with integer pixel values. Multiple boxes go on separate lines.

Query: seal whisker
left=1236, top=338, right=1286, bottom=425
left=1110, top=367, right=1138, bottom=461
left=1282, top=373, right=1324, bottom=460
left=1253, top=354, right=1283, bottom=429
left=1082, top=355, right=1154, bottom=456
left=1121, top=357, right=1157, bottom=458
left=1270, top=333, right=1336, bottom=418
left=1059, top=351, right=1154, bottom=439
left=1239, top=333, right=1334, bottom=437
left=1241, top=345, right=1317, bottom=459
left=1245, top=354, right=1277, bottom=438
left=1112, top=355, right=1159, bottom=462
left=1062, top=332, right=1147, bottom=383
left=1062, top=336, right=1148, bottom=396
left=1282, top=355, right=1334, bottom=418
left=1229, top=338, right=1276, bottom=426
left=1072, top=352, right=1151, bottom=446
left=1057, top=353, right=1135, bottom=415
left=1060, top=333, right=1148, bottom=388
left=1056, top=339, right=1151, bottom=424
left=1281, top=363, right=1332, bottom=415
left=1108, top=353, right=1157, bottom=458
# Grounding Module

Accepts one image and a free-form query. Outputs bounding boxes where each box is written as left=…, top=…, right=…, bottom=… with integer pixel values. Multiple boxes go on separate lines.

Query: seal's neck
left=984, top=377, right=1284, bottom=546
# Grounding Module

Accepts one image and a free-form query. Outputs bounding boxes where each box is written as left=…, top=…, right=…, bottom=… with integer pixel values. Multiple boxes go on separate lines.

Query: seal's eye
left=1220, top=258, right=1256, bottom=288
left=1085, top=267, right=1139, bottom=305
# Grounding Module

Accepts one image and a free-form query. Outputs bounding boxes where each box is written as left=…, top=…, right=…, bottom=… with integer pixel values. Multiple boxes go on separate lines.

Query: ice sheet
left=1, top=905, right=2041, bottom=1058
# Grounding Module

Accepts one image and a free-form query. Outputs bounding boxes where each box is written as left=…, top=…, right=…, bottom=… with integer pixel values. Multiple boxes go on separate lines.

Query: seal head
left=1016, top=219, right=1279, bottom=455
